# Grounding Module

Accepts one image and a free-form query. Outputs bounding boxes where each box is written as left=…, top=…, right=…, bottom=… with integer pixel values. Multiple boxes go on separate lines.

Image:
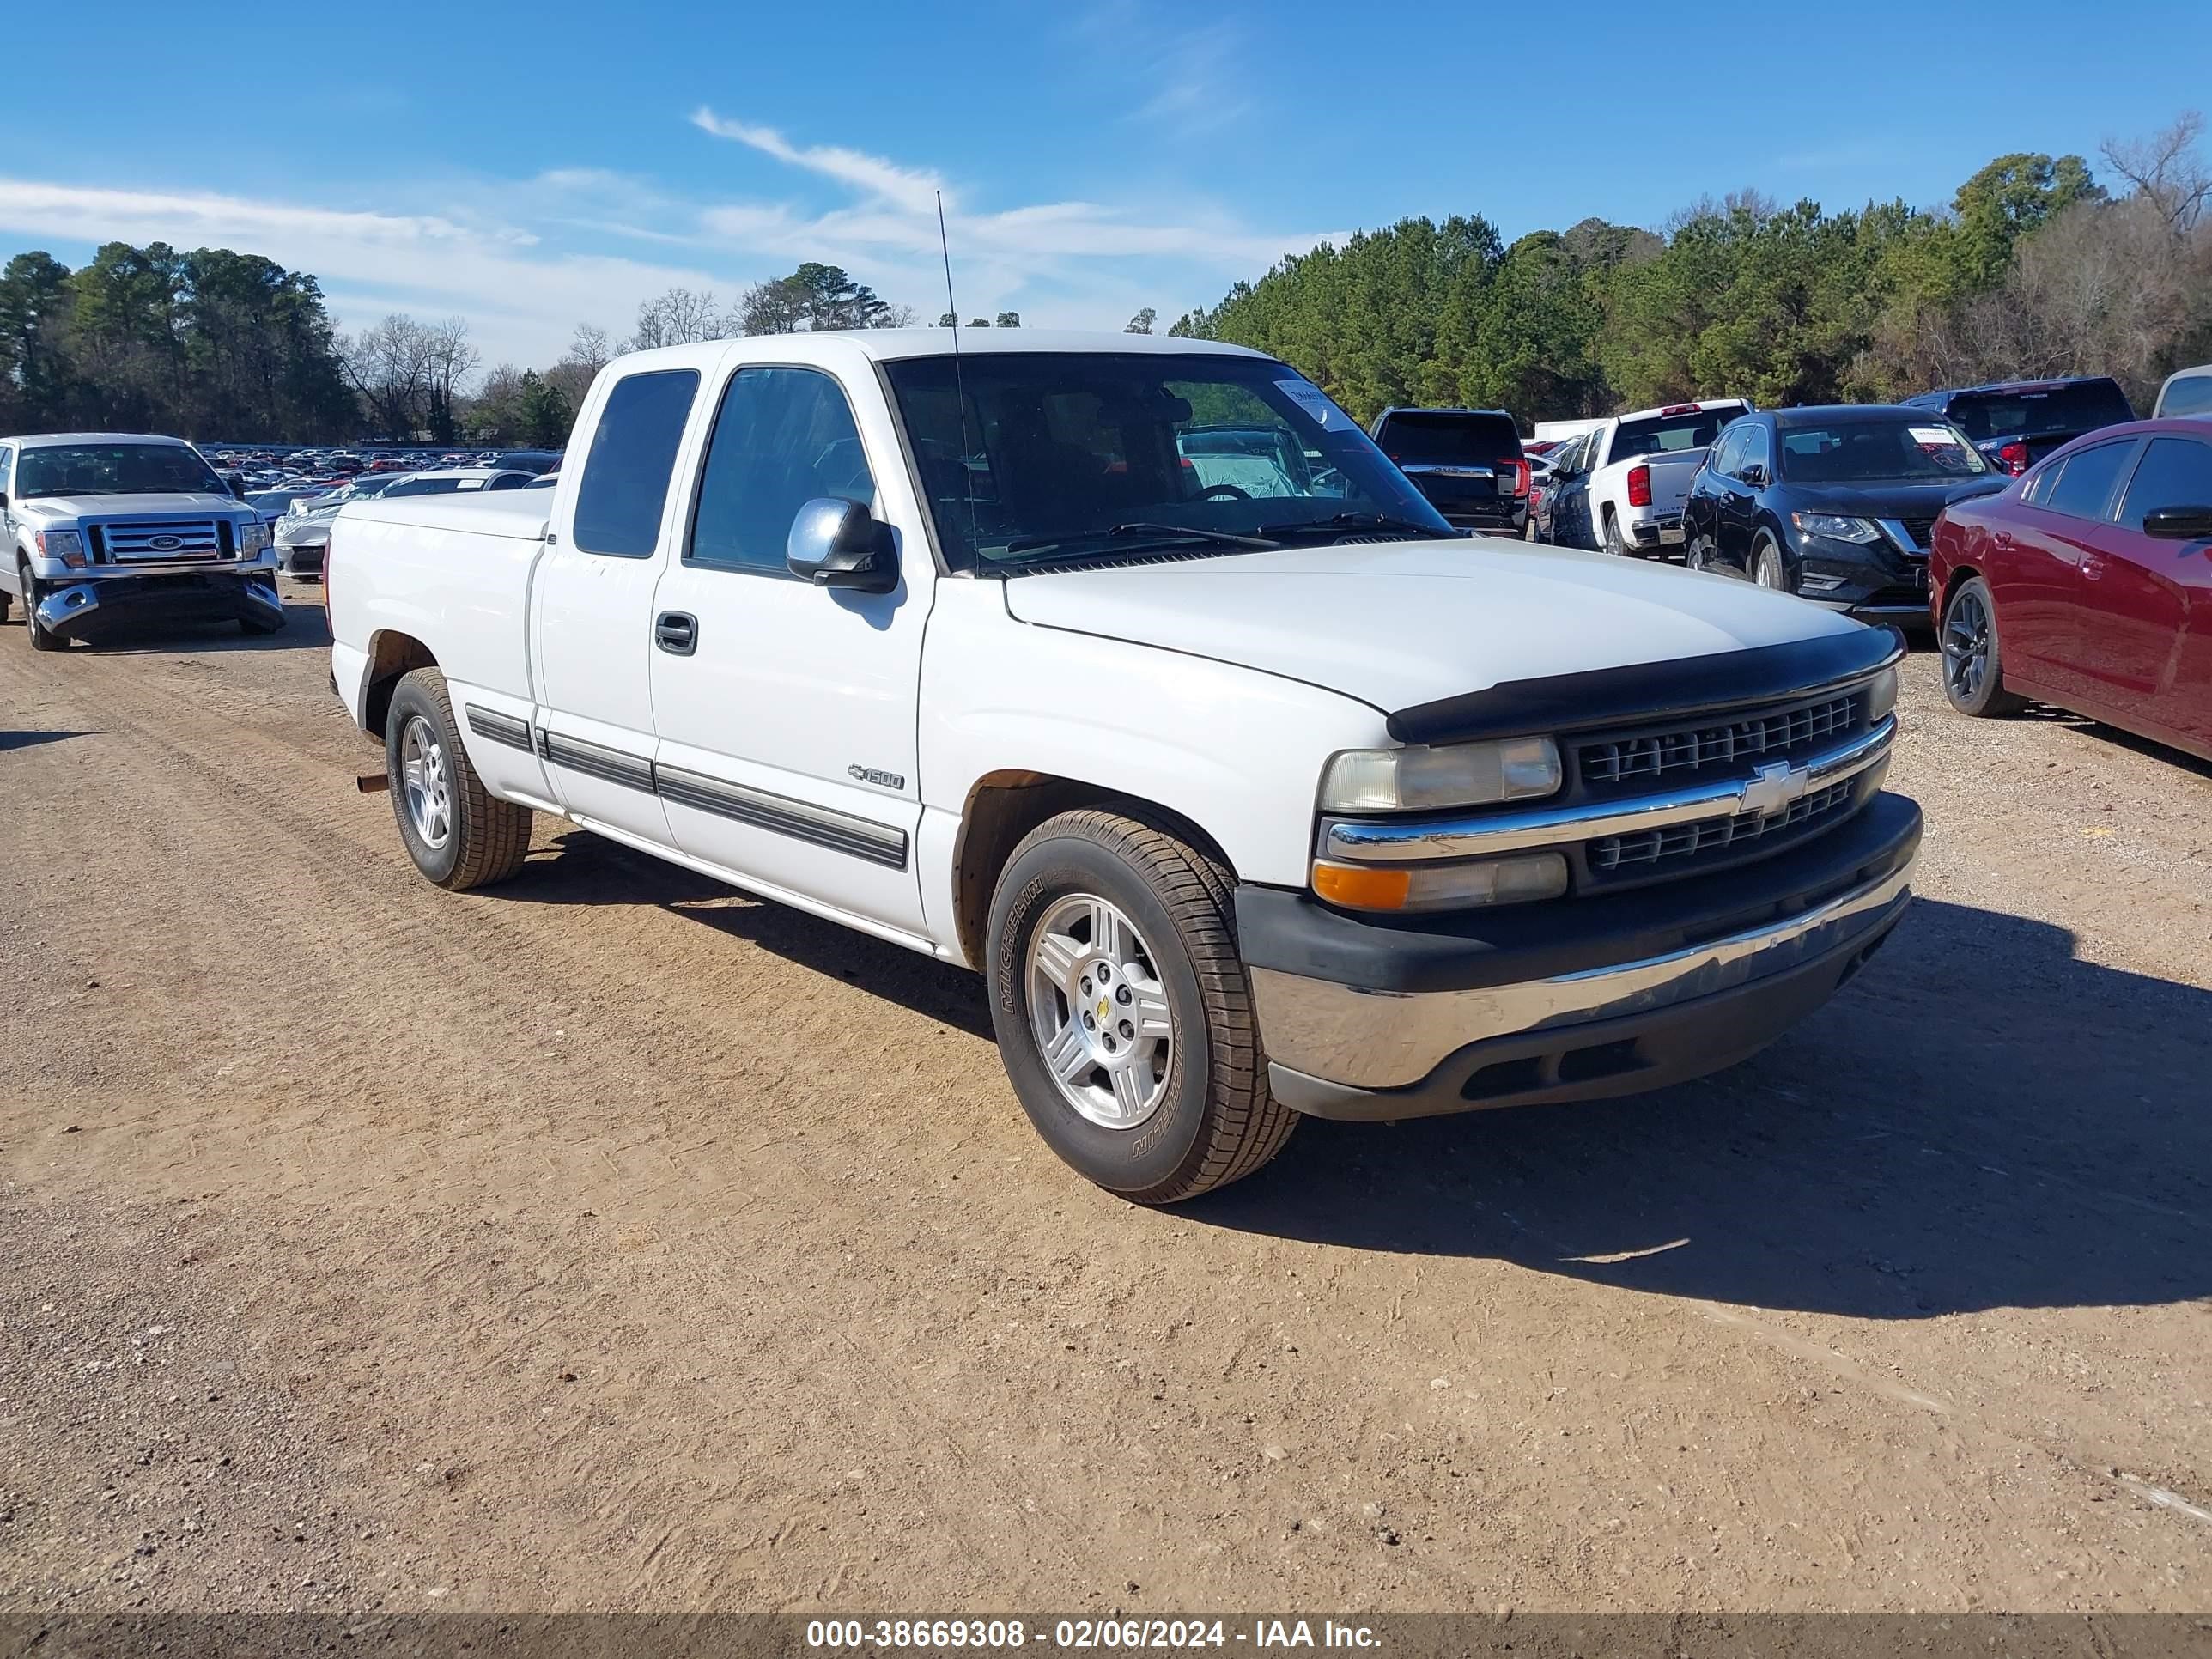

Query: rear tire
left=1941, top=574, right=2027, bottom=718
left=19, top=564, right=59, bottom=652
left=1601, top=510, right=1627, bottom=556
left=384, top=667, right=532, bottom=890
left=987, top=807, right=1297, bottom=1205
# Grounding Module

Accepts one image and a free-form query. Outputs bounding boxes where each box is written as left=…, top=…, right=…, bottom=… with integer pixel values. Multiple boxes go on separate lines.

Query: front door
left=2099, top=432, right=2212, bottom=747
left=647, top=360, right=932, bottom=939
left=533, top=363, right=706, bottom=845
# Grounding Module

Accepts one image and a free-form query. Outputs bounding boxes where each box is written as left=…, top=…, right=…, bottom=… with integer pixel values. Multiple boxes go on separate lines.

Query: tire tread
left=392, top=667, right=531, bottom=890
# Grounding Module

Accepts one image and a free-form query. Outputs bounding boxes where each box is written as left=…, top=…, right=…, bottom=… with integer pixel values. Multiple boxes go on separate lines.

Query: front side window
left=2039, top=440, right=2138, bottom=521
left=1707, top=428, right=1746, bottom=478
left=688, top=367, right=877, bottom=574
left=573, top=368, right=701, bottom=557
left=0, top=447, right=14, bottom=498
left=882, top=352, right=1450, bottom=570
left=15, top=442, right=224, bottom=498
left=2114, top=436, right=2212, bottom=530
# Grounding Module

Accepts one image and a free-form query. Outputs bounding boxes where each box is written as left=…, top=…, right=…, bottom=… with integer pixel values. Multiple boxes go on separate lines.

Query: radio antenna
left=937, top=190, right=981, bottom=556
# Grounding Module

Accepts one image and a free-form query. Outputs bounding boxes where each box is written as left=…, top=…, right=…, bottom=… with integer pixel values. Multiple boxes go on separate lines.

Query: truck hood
left=15, top=490, right=246, bottom=521
left=999, top=538, right=1863, bottom=714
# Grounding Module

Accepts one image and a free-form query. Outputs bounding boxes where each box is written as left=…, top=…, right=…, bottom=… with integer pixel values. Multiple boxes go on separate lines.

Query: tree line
left=1171, top=114, right=2212, bottom=426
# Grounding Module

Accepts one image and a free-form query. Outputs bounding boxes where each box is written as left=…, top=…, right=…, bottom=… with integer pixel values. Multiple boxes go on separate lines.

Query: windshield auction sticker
left=1275, top=378, right=1346, bottom=429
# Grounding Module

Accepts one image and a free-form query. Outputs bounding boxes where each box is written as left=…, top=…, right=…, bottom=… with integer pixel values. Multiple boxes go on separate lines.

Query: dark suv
left=1365, top=407, right=1528, bottom=535
left=1901, top=376, right=2134, bottom=476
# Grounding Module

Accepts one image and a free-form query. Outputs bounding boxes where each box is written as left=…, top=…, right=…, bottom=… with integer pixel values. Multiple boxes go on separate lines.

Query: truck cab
left=328, top=332, right=1917, bottom=1206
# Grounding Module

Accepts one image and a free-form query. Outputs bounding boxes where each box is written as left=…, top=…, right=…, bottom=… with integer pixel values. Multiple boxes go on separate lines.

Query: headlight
left=1320, top=736, right=1561, bottom=814
left=35, top=529, right=87, bottom=568
left=1313, top=851, right=1569, bottom=913
left=1867, top=665, right=1899, bottom=723
left=240, top=522, right=272, bottom=555
left=1790, top=512, right=1879, bottom=544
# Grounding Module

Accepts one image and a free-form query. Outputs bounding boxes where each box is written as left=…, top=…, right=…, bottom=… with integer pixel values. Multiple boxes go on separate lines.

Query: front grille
left=1896, top=516, right=1937, bottom=550
left=100, top=519, right=223, bottom=562
left=1589, top=779, right=1856, bottom=873
left=1577, top=692, right=1859, bottom=790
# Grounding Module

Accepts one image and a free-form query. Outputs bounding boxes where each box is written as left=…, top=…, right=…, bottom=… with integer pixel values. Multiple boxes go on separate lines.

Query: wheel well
left=951, top=772, right=1235, bottom=970
left=362, top=630, right=437, bottom=738
left=1938, top=564, right=1980, bottom=610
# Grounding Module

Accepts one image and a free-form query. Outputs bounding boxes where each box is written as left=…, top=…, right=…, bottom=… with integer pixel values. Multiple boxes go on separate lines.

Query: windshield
left=1372, top=411, right=1522, bottom=469
left=882, top=352, right=1451, bottom=569
left=1944, top=381, right=2132, bottom=441
left=17, top=442, right=225, bottom=498
left=1612, top=405, right=1747, bottom=462
left=1778, top=418, right=1990, bottom=483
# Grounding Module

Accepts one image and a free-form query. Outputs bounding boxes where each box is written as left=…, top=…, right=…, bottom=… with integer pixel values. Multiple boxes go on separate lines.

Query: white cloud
left=690, top=109, right=951, bottom=216
left=0, top=112, right=1334, bottom=368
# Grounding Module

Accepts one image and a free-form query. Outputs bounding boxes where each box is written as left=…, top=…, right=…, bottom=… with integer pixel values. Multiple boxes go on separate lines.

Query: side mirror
left=1741, top=463, right=1769, bottom=488
left=786, top=496, right=896, bottom=592
left=2143, top=505, right=2212, bottom=541
left=229, top=477, right=251, bottom=501
left=0, top=490, right=9, bottom=512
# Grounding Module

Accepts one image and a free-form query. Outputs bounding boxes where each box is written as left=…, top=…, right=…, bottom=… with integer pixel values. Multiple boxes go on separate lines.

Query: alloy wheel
left=1025, top=892, right=1176, bottom=1129
left=1944, top=586, right=1991, bottom=702
left=399, top=714, right=453, bottom=850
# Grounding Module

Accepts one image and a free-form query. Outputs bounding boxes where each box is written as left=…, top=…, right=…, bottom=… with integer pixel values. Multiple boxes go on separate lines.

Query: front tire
left=1941, top=574, right=2027, bottom=717
left=18, top=564, right=59, bottom=652
left=1753, top=535, right=1790, bottom=593
left=384, top=667, right=532, bottom=890
left=987, top=808, right=1296, bottom=1205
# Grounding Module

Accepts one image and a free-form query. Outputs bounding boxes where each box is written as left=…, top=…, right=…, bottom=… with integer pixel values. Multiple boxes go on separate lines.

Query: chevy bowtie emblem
left=1740, top=759, right=1811, bottom=817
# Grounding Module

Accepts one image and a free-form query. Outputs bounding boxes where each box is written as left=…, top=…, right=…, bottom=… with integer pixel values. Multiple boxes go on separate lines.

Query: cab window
left=573, top=368, right=701, bottom=558
left=2114, top=436, right=2212, bottom=531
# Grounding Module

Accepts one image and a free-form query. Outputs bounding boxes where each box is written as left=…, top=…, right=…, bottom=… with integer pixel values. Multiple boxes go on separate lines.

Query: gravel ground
left=1, top=587, right=2208, bottom=1615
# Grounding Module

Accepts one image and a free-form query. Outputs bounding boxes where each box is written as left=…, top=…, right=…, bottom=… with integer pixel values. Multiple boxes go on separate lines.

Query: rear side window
left=688, top=367, right=875, bottom=575
left=1373, top=412, right=1522, bottom=468
left=2156, top=373, right=2212, bottom=419
left=2039, top=440, right=2137, bottom=521
left=2114, top=436, right=2212, bottom=530
left=573, top=369, right=701, bottom=557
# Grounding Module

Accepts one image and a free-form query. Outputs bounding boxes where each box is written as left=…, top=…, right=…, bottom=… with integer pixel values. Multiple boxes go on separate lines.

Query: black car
left=1680, top=406, right=2008, bottom=623
left=491, top=448, right=564, bottom=476
left=1900, top=375, right=2133, bottom=476
left=1364, top=407, right=1527, bottom=535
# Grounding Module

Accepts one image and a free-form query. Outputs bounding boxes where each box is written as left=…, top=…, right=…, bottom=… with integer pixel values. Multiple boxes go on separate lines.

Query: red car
left=1929, top=417, right=2212, bottom=760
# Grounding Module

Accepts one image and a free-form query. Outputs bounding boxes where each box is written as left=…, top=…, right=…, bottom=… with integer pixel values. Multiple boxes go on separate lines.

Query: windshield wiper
left=1002, top=521, right=1279, bottom=556
left=1256, top=511, right=1454, bottom=542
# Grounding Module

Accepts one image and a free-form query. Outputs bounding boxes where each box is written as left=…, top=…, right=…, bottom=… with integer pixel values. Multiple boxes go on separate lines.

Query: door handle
left=654, top=611, right=697, bottom=655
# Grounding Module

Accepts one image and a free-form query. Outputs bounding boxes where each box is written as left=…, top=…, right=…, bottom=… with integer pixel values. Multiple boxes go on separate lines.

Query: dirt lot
left=2, top=587, right=2208, bottom=1616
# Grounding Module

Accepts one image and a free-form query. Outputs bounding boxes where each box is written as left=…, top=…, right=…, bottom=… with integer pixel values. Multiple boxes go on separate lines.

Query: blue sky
left=3, top=0, right=2207, bottom=367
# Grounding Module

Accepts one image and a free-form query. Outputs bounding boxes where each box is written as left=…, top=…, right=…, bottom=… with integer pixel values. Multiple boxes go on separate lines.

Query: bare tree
left=339, top=314, right=438, bottom=439
left=870, top=303, right=918, bottom=329
left=422, top=316, right=479, bottom=444
left=624, top=288, right=726, bottom=351
left=2102, top=112, right=2210, bottom=234
left=544, top=322, right=612, bottom=410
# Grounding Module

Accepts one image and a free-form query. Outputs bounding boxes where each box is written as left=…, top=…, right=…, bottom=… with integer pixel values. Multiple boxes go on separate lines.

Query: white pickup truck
left=328, top=332, right=1917, bottom=1204
left=1543, top=399, right=1752, bottom=558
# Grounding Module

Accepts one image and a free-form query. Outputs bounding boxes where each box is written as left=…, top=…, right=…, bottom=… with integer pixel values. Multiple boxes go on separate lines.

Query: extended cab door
left=532, top=363, right=704, bottom=845
left=646, top=356, right=933, bottom=939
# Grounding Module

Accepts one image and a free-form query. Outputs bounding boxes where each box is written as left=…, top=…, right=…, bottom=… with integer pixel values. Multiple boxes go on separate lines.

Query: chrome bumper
left=36, top=572, right=284, bottom=635
left=1253, top=857, right=1913, bottom=1094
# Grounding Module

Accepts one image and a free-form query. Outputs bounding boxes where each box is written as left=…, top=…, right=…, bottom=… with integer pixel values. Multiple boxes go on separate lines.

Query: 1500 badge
left=848, top=764, right=905, bottom=791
